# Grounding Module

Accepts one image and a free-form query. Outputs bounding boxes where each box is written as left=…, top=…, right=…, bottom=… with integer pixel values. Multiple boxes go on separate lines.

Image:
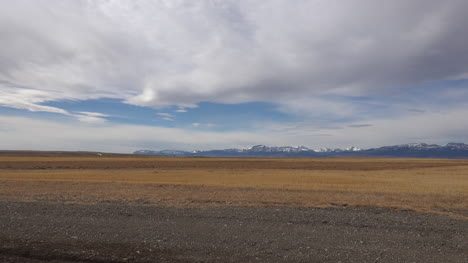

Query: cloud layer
left=1, top=0, right=468, bottom=112
left=1, top=0, right=468, bottom=151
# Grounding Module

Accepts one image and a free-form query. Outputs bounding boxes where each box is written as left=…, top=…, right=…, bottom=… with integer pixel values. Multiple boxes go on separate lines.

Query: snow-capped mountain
left=358, top=142, right=468, bottom=158
left=134, top=143, right=468, bottom=158
left=384, top=143, right=440, bottom=149
left=314, top=148, right=334, bottom=153
left=377, top=142, right=468, bottom=151
left=346, top=146, right=361, bottom=152
left=134, top=145, right=361, bottom=157
left=248, top=145, right=311, bottom=153
left=446, top=143, right=468, bottom=150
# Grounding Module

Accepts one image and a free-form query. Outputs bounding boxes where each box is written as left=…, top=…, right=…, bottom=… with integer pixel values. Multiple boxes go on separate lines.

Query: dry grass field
left=0, top=156, right=467, bottom=218
left=2, top=155, right=468, bottom=262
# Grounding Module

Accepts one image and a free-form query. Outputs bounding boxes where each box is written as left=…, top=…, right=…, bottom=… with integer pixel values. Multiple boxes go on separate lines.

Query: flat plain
left=0, top=154, right=467, bottom=262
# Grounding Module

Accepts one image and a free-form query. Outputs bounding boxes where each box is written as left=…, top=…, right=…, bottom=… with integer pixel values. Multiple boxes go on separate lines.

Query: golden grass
left=0, top=157, right=467, bottom=218
left=1, top=156, right=467, bottom=170
left=1, top=166, right=467, bottom=196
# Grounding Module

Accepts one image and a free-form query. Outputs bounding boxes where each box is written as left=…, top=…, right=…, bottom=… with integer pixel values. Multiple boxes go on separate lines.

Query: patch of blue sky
left=43, top=99, right=298, bottom=131
left=171, top=102, right=298, bottom=131
left=9, top=78, right=467, bottom=130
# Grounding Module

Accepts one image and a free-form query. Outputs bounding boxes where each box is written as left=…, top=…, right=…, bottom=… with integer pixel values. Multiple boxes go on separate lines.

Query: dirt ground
left=0, top=155, right=467, bottom=262
left=1, top=201, right=467, bottom=263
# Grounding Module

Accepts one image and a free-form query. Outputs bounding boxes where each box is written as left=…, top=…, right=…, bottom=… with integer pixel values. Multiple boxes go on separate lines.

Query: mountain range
left=134, top=143, right=468, bottom=158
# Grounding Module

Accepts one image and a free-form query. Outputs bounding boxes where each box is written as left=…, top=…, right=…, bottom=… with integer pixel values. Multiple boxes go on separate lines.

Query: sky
left=1, top=0, right=468, bottom=153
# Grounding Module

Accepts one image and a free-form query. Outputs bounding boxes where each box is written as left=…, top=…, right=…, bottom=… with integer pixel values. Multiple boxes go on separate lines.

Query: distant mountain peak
left=134, top=142, right=468, bottom=158
left=135, top=144, right=360, bottom=157
left=346, top=146, right=361, bottom=152
left=314, top=147, right=332, bottom=153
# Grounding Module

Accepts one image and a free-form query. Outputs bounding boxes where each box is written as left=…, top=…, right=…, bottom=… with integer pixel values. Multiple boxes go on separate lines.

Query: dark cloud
left=407, top=108, right=426, bottom=113
left=348, top=124, right=373, bottom=128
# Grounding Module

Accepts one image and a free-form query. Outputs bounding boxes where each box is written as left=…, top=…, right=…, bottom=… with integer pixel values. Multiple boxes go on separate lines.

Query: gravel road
left=0, top=201, right=466, bottom=263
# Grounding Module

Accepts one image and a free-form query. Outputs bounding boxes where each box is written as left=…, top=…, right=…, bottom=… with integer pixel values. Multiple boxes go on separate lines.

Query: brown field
left=2, top=155, right=468, bottom=262
left=0, top=156, right=467, bottom=218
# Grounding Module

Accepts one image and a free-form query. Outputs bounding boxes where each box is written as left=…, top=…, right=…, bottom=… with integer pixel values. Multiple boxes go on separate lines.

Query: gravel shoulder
left=1, top=201, right=467, bottom=263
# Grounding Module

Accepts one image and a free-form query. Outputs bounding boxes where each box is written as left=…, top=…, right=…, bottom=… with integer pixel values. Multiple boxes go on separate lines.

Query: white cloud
left=74, top=115, right=107, bottom=124
left=192, top=123, right=216, bottom=128
left=1, top=0, right=467, bottom=113
left=1, top=110, right=468, bottom=152
left=0, top=86, right=70, bottom=115
left=0, top=84, right=113, bottom=123
left=73, top=111, right=109, bottom=123
left=157, top=113, right=174, bottom=121
left=157, top=112, right=173, bottom=117
left=76, top=112, right=110, bottom=117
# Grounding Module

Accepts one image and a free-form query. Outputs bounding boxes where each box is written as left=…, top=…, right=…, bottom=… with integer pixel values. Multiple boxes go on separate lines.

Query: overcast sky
left=1, top=0, right=468, bottom=152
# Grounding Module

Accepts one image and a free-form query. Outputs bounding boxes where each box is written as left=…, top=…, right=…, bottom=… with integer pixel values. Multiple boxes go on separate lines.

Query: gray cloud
left=311, top=134, right=333, bottom=137
left=348, top=124, right=373, bottom=128
left=1, top=0, right=468, bottom=113
left=407, top=108, right=426, bottom=113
